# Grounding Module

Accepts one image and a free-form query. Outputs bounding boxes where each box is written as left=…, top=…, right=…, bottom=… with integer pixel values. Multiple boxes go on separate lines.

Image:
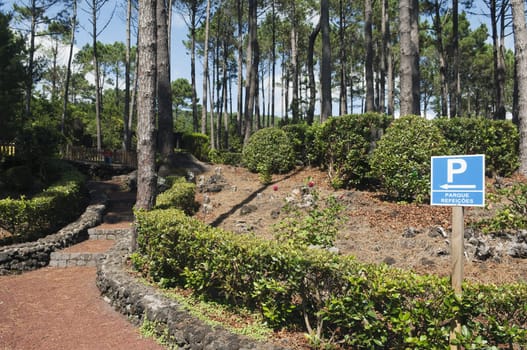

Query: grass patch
left=162, top=287, right=274, bottom=341
left=139, top=317, right=176, bottom=349
left=131, top=273, right=274, bottom=343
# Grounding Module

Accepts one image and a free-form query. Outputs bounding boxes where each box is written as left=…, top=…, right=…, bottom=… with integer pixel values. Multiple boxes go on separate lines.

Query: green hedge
left=241, top=128, right=296, bottom=176
left=313, top=113, right=391, bottom=189
left=434, top=117, right=519, bottom=176
left=208, top=149, right=242, bottom=166
left=0, top=163, right=87, bottom=245
left=133, top=208, right=527, bottom=348
left=370, top=115, right=450, bottom=202
left=154, top=177, right=197, bottom=215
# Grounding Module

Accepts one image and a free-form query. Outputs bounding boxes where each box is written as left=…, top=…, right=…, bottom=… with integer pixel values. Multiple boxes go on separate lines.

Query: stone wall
left=96, top=234, right=287, bottom=350
left=0, top=190, right=106, bottom=275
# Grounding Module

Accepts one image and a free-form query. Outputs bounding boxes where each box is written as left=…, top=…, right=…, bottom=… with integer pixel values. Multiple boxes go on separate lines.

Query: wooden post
left=450, top=206, right=464, bottom=349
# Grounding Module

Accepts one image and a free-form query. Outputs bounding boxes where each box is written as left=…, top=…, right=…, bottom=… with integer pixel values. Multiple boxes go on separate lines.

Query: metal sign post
left=430, top=155, right=485, bottom=349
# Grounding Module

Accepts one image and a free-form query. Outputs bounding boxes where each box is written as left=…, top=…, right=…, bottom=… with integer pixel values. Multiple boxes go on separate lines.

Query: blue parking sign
left=431, top=155, right=485, bottom=206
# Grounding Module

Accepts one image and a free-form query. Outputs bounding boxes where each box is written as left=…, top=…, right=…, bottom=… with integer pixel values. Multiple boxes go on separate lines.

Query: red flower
left=273, top=185, right=278, bottom=191
left=308, top=181, right=315, bottom=188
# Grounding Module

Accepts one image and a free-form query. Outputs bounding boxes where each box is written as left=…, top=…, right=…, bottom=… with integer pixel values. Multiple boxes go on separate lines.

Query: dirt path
left=0, top=267, right=163, bottom=350
left=0, top=180, right=164, bottom=350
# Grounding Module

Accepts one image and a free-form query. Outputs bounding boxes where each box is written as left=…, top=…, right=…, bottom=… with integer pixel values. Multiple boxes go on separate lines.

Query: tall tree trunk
left=495, top=0, right=507, bottom=119
left=450, top=0, right=460, bottom=117
left=24, top=0, right=38, bottom=119
left=386, top=4, right=394, bottom=116
left=92, top=0, right=103, bottom=150
left=222, top=41, right=229, bottom=149
left=236, top=0, right=243, bottom=137
left=61, top=0, right=77, bottom=134
left=134, top=0, right=157, bottom=249
left=243, top=0, right=257, bottom=145
left=129, top=51, right=139, bottom=140
left=433, top=0, right=448, bottom=117
left=271, top=0, right=276, bottom=126
left=320, top=0, right=332, bottom=121
left=338, top=0, right=347, bottom=116
left=307, top=22, right=321, bottom=125
left=379, top=0, right=388, bottom=114
left=511, top=0, right=527, bottom=175
left=123, top=0, right=132, bottom=151
left=364, top=0, right=375, bottom=112
left=156, top=0, right=174, bottom=158
left=399, top=0, right=420, bottom=116
left=290, top=2, right=299, bottom=123
left=190, top=6, right=199, bottom=132
left=201, top=0, right=211, bottom=137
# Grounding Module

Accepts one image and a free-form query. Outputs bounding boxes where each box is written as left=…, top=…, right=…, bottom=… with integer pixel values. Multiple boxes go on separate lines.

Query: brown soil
left=195, top=165, right=527, bottom=285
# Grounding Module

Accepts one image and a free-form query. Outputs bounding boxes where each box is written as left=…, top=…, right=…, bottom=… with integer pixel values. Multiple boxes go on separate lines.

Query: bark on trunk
left=201, top=0, right=211, bottom=135
left=399, top=0, right=420, bottom=116
left=307, top=22, right=321, bottom=124
left=364, top=0, right=375, bottom=112
left=320, top=0, right=332, bottom=121
left=61, top=0, right=77, bottom=134
left=156, top=0, right=174, bottom=158
left=511, top=0, right=527, bottom=175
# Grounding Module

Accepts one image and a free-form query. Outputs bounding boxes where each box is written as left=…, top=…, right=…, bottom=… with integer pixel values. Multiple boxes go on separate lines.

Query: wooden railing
left=0, top=142, right=15, bottom=157
left=61, top=145, right=137, bottom=168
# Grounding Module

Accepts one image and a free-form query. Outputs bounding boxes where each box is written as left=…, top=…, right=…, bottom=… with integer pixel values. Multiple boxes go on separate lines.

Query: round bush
left=315, top=113, right=392, bottom=189
left=370, top=115, right=449, bottom=202
left=281, top=123, right=310, bottom=165
left=242, top=128, right=296, bottom=175
left=434, top=117, right=519, bottom=176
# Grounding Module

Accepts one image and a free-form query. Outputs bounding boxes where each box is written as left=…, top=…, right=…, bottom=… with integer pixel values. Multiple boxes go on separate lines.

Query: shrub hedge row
left=274, top=115, right=519, bottom=202
left=0, top=163, right=87, bottom=245
left=133, top=207, right=527, bottom=348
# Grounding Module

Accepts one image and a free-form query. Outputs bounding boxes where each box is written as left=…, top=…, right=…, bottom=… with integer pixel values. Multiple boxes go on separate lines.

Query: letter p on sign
left=447, top=159, right=467, bottom=183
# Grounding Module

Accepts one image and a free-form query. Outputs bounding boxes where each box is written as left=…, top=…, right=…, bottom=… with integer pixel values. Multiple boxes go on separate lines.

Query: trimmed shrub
left=370, top=115, right=449, bottom=202
left=434, top=117, right=519, bottom=176
left=133, top=207, right=527, bottom=348
left=241, top=128, right=295, bottom=176
left=155, top=177, right=197, bottom=215
left=181, top=132, right=210, bottom=161
left=0, top=162, right=87, bottom=244
left=315, top=113, right=392, bottom=189
left=281, top=123, right=310, bottom=165
left=208, top=149, right=242, bottom=166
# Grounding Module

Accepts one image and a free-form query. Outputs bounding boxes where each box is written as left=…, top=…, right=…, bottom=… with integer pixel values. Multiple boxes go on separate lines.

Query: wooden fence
left=0, top=143, right=15, bottom=157
left=61, top=145, right=137, bottom=168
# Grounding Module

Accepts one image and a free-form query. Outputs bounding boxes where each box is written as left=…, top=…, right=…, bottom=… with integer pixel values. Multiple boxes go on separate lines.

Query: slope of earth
left=194, top=165, right=527, bottom=285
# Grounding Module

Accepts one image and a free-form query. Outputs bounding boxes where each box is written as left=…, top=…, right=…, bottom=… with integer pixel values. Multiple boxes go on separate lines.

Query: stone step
left=88, top=227, right=131, bottom=240
left=49, top=251, right=105, bottom=268
left=103, top=213, right=134, bottom=224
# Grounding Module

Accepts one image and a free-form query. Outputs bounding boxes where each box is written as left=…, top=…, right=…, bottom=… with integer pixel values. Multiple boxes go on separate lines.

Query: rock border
left=96, top=232, right=287, bottom=350
left=0, top=185, right=106, bottom=275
